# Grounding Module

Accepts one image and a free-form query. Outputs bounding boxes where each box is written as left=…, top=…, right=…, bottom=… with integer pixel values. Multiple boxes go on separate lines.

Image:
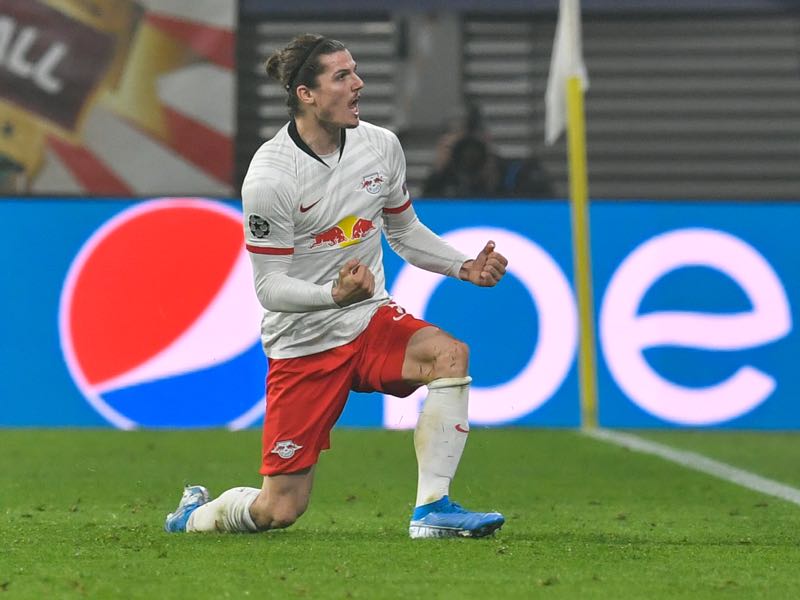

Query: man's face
left=305, top=50, right=363, bottom=129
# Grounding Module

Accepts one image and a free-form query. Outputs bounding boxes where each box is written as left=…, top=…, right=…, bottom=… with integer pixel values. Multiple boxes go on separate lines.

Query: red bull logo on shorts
left=310, top=215, right=375, bottom=249
left=58, top=199, right=267, bottom=429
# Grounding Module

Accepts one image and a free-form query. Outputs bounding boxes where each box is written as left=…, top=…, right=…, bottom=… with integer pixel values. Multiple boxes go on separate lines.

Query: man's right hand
left=332, top=259, right=375, bottom=307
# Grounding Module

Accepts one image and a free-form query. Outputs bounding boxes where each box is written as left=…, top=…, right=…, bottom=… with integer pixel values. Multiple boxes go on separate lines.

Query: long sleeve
left=383, top=203, right=469, bottom=278
left=248, top=252, right=338, bottom=313
left=380, top=130, right=469, bottom=278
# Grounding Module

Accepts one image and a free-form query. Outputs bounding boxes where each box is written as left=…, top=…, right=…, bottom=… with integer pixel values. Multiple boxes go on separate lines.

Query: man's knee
left=250, top=495, right=308, bottom=531
left=431, top=335, right=469, bottom=379
left=264, top=507, right=302, bottom=531
left=404, top=328, right=471, bottom=383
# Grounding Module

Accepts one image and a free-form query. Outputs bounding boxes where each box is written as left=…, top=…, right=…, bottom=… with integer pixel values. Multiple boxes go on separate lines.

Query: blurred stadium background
left=237, top=0, right=800, bottom=200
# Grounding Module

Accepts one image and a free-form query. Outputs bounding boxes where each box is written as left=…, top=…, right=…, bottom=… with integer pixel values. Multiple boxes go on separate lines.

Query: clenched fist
left=459, top=241, right=508, bottom=287
left=332, top=258, right=375, bottom=307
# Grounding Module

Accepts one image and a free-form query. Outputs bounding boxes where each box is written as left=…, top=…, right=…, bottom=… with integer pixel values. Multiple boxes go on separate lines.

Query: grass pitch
left=2, top=428, right=800, bottom=599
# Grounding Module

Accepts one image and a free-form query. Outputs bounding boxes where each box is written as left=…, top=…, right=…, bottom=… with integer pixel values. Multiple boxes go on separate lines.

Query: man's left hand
left=459, top=241, right=508, bottom=287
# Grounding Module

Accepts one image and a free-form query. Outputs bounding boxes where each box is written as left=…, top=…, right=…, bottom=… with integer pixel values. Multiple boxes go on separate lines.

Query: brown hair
left=264, top=34, right=348, bottom=117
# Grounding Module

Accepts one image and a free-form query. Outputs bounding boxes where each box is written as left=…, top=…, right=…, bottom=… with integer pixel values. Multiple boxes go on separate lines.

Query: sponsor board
left=0, top=198, right=796, bottom=429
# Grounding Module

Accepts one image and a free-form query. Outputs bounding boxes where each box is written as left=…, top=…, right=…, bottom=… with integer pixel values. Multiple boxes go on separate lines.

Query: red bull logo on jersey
left=58, top=199, right=267, bottom=429
left=311, top=215, right=375, bottom=249
left=360, top=172, right=386, bottom=195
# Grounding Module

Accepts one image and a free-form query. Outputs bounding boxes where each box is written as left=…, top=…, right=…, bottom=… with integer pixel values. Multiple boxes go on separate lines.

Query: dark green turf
left=1, top=429, right=799, bottom=598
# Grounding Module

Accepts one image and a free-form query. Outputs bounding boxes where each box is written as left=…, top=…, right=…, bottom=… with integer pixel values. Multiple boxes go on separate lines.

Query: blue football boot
left=164, top=485, right=210, bottom=533
left=409, top=495, right=504, bottom=538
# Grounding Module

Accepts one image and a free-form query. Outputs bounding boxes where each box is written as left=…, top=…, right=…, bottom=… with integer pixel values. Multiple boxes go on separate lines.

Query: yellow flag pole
left=566, top=75, right=598, bottom=429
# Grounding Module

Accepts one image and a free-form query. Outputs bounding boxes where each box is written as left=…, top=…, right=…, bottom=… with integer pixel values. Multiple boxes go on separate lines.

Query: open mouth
left=349, top=96, right=360, bottom=116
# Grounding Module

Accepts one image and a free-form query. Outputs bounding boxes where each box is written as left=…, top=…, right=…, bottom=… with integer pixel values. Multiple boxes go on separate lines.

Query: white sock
left=186, top=487, right=260, bottom=533
left=414, top=376, right=471, bottom=507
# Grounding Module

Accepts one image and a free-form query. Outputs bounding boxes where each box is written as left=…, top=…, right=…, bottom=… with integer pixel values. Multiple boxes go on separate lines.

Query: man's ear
left=296, top=85, right=315, bottom=107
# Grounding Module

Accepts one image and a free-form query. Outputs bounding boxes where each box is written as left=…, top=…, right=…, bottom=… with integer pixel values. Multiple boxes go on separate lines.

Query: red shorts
left=260, top=302, right=432, bottom=476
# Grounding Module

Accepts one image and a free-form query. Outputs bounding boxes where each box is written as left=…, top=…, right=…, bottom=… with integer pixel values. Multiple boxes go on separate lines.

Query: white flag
left=544, top=0, right=589, bottom=145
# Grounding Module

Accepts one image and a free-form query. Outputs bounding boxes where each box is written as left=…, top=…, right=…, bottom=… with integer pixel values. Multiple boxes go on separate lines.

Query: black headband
left=285, top=38, right=326, bottom=91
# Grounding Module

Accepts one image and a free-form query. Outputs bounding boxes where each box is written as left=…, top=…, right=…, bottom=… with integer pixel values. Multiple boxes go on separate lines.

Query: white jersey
left=242, top=120, right=412, bottom=358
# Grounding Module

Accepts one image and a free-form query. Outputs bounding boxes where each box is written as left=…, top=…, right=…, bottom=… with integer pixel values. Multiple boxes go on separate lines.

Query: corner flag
left=545, top=0, right=589, bottom=145
left=544, top=0, right=599, bottom=429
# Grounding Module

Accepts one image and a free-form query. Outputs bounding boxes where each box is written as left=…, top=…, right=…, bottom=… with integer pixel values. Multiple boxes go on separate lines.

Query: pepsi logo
left=59, top=198, right=266, bottom=429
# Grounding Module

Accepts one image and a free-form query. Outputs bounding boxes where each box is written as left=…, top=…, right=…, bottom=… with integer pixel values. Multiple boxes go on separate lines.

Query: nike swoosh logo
left=299, top=198, right=322, bottom=213
left=455, top=424, right=470, bottom=433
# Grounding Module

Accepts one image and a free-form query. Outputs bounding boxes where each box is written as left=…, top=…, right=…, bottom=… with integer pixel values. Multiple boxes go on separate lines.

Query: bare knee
left=431, top=336, right=469, bottom=379
left=404, top=328, right=470, bottom=384
left=250, top=495, right=308, bottom=531
left=265, top=505, right=303, bottom=530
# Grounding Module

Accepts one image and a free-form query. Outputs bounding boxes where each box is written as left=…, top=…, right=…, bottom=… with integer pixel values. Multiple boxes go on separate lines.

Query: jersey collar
left=288, top=120, right=346, bottom=167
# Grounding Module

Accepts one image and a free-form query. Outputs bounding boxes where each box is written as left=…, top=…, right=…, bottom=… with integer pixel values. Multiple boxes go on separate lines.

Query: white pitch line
left=583, top=428, right=800, bottom=507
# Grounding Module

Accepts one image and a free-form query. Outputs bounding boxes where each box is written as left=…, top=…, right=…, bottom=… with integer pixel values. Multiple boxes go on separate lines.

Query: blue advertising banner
left=1, top=198, right=797, bottom=429
left=0, top=198, right=578, bottom=429
left=592, top=202, right=798, bottom=429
